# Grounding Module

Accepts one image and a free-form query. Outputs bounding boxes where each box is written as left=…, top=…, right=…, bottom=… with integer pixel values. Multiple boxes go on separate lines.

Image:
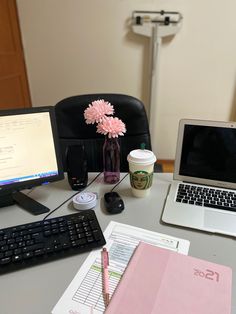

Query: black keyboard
left=0, top=210, right=106, bottom=274
left=176, top=183, right=236, bottom=212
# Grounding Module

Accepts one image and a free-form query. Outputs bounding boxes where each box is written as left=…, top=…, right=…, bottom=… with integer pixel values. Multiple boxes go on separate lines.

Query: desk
left=0, top=173, right=235, bottom=314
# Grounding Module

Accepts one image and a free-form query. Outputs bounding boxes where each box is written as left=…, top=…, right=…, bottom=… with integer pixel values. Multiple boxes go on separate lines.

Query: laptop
left=162, top=118, right=236, bottom=237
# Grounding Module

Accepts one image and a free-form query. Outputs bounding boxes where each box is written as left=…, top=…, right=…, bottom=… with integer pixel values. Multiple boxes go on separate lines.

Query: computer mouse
left=104, top=192, right=125, bottom=214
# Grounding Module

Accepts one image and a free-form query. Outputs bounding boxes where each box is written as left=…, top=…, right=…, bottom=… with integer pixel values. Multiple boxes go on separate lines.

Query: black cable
left=110, top=173, right=129, bottom=192
left=43, top=172, right=102, bottom=220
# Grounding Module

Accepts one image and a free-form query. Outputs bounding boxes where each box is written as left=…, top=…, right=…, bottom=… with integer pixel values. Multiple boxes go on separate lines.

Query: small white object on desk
left=72, top=192, right=97, bottom=210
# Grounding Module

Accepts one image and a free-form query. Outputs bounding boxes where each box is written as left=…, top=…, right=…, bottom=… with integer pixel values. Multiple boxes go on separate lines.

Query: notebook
left=105, top=242, right=232, bottom=314
left=162, top=118, right=236, bottom=237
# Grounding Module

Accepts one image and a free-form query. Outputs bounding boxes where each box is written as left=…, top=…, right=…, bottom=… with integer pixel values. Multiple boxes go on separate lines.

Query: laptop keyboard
left=176, top=183, right=236, bottom=212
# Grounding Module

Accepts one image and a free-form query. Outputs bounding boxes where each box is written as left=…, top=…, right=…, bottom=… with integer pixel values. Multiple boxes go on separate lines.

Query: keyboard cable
left=110, top=173, right=129, bottom=192
left=42, top=172, right=129, bottom=221
left=42, top=172, right=102, bottom=221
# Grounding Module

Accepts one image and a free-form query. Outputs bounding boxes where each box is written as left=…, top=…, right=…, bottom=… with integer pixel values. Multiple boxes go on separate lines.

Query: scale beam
left=132, top=10, right=183, bottom=155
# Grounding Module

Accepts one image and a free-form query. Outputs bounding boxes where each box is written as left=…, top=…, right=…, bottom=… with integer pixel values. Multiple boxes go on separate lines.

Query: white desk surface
left=0, top=173, right=235, bottom=314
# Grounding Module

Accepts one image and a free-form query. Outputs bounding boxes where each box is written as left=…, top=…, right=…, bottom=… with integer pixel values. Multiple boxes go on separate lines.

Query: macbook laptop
left=162, top=118, right=236, bottom=237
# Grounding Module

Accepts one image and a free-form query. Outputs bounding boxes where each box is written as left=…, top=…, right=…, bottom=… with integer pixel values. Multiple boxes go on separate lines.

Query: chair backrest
left=54, top=93, right=152, bottom=172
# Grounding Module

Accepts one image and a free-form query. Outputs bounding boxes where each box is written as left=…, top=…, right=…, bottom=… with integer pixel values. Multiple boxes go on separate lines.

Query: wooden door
left=0, top=0, right=31, bottom=109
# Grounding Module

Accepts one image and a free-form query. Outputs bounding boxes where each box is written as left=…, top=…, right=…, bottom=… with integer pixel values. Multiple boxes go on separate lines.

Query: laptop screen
left=174, top=119, right=236, bottom=188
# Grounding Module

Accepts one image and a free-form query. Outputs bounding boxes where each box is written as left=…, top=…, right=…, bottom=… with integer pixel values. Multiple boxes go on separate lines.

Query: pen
left=101, top=247, right=110, bottom=307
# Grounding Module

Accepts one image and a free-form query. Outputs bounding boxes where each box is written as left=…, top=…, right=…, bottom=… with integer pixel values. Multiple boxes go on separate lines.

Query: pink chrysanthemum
left=84, top=99, right=114, bottom=124
left=97, top=116, right=126, bottom=138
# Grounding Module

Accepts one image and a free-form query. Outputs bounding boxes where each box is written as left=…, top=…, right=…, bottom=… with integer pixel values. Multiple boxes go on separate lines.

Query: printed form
left=52, top=221, right=190, bottom=314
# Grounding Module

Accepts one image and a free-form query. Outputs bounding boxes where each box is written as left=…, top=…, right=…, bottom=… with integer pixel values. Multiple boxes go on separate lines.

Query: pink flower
left=84, top=98, right=126, bottom=138
left=97, top=116, right=126, bottom=138
left=84, top=99, right=114, bottom=124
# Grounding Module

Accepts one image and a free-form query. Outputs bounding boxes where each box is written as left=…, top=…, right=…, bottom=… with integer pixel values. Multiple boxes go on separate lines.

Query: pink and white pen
left=101, top=247, right=110, bottom=307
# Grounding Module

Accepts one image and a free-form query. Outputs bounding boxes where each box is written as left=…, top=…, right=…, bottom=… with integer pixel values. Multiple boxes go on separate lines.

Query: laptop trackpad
left=204, top=210, right=236, bottom=234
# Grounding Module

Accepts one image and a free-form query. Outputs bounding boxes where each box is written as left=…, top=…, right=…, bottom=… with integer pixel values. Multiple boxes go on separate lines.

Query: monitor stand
left=0, top=191, right=50, bottom=215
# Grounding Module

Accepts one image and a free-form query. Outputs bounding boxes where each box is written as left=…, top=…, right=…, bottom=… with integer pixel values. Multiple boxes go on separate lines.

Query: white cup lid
left=127, top=149, right=156, bottom=165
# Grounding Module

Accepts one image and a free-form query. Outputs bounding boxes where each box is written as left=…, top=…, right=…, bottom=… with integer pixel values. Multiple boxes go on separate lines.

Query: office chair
left=54, top=93, right=162, bottom=172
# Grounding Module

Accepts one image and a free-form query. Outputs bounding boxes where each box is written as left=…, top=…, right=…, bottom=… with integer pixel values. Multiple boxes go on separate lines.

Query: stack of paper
left=51, top=221, right=190, bottom=314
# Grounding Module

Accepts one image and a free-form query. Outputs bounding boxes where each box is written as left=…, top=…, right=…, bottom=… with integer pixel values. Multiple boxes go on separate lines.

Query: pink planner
left=105, top=242, right=232, bottom=314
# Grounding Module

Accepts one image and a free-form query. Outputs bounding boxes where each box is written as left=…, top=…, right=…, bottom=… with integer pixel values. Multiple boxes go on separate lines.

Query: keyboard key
left=0, top=257, right=11, bottom=265
left=204, top=203, right=236, bottom=212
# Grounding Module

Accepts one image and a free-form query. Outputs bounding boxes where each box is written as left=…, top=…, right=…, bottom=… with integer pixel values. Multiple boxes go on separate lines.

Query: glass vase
left=103, top=136, right=120, bottom=184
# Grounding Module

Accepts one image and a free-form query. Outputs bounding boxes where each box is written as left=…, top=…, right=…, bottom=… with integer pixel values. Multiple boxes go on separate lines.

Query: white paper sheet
left=52, top=221, right=190, bottom=314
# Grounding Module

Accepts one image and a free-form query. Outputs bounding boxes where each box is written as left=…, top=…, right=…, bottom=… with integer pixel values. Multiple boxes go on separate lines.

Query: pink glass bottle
left=103, top=136, right=120, bottom=184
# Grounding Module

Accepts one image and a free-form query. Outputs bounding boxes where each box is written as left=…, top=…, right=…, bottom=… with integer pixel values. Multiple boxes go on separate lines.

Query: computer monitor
left=0, top=106, right=64, bottom=215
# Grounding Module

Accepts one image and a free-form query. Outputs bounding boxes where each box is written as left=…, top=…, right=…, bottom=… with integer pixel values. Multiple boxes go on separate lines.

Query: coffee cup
left=127, top=149, right=156, bottom=197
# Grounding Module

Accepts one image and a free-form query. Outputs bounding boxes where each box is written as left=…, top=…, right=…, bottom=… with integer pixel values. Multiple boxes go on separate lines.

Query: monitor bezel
left=174, top=118, right=236, bottom=190
left=0, top=106, right=64, bottom=196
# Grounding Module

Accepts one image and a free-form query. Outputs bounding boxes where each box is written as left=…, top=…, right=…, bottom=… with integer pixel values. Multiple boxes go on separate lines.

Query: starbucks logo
left=130, top=170, right=153, bottom=190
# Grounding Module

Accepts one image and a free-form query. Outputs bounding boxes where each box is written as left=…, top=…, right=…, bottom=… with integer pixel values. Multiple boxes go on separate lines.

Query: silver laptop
left=162, top=118, right=236, bottom=237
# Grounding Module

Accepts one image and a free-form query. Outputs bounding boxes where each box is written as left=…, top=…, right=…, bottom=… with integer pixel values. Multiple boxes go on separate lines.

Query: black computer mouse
left=104, top=192, right=125, bottom=214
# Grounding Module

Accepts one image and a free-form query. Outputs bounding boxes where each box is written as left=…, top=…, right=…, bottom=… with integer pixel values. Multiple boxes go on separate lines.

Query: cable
left=110, top=173, right=129, bottom=192
left=43, top=172, right=128, bottom=220
left=43, top=172, right=102, bottom=220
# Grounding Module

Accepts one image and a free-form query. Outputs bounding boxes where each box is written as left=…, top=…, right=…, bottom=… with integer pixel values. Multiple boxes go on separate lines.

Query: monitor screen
left=0, top=106, right=64, bottom=213
left=179, top=124, right=236, bottom=183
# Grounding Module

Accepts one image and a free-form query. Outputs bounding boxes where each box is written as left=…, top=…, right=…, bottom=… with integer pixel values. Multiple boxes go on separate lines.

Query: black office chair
left=54, top=93, right=162, bottom=172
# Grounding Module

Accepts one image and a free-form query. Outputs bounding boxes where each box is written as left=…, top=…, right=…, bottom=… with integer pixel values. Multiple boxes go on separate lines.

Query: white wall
left=17, top=0, right=236, bottom=159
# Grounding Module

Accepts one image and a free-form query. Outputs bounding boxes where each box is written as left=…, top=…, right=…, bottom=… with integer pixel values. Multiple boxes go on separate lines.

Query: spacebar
left=204, top=203, right=236, bottom=212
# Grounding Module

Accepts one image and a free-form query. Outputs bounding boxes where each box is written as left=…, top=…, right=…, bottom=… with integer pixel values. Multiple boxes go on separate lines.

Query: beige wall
left=17, top=0, right=236, bottom=159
